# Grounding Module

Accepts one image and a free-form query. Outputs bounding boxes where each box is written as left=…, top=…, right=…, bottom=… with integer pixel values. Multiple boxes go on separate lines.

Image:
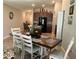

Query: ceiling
left=3, top=0, right=62, bottom=11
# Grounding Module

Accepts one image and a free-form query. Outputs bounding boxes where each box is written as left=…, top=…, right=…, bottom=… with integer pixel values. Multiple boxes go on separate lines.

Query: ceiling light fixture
left=32, top=4, right=35, bottom=7
left=52, top=0, right=55, bottom=4
left=42, top=4, right=45, bottom=7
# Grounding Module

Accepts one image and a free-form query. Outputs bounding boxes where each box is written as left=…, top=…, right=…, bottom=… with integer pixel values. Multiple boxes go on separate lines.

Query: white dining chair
left=12, top=32, right=22, bottom=59
left=11, top=27, right=21, bottom=35
left=12, top=32, right=22, bottom=49
left=49, top=37, right=74, bottom=59
left=11, top=27, right=21, bottom=46
left=21, top=34, right=41, bottom=59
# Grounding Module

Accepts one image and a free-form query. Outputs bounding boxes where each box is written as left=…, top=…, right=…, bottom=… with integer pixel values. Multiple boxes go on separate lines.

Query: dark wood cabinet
left=33, top=12, right=53, bottom=33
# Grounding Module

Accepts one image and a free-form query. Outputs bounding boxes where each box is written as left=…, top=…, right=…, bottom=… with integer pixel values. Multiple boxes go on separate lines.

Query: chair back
left=11, top=27, right=20, bottom=34
left=21, top=34, right=32, bottom=53
left=64, top=37, right=74, bottom=59
left=12, top=32, right=22, bottom=49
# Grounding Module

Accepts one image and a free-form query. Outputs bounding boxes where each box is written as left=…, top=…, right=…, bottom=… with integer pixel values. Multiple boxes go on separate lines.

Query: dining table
left=21, top=31, right=62, bottom=59
left=32, top=36, right=62, bottom=59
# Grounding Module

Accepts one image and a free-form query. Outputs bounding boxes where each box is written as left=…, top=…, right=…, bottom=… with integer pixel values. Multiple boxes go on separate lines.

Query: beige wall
left=52, top=1, right=62, bottom=33
left=3, top=4, right=22, bottom=38
left=22, top=10, right=33, bottom=25
left=53, top=1, right=62, bottom=25
left=62, top=0, right=76, bottom=59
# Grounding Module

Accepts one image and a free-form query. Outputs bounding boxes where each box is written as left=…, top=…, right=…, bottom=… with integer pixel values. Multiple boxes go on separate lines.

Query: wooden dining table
left=33, top=38, right=62, bottom=49
left=32, top=37, right=62, bottom=59
left=21, top=31, right=62, bottom=59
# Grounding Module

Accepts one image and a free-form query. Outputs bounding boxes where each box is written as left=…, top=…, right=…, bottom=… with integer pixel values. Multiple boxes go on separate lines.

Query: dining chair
left=21, top=34, right=41, bottom=59
left=11, top=27, right=21, bottom=34
left=12, top=32, right=22, bottom=49
left=49, top=37, right=74, bottom=59
left=12, top=32, right=22, bottom=59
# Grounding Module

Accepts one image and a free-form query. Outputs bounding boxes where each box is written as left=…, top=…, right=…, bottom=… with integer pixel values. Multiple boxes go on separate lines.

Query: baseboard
left=3, top=35, right=10, bottom=40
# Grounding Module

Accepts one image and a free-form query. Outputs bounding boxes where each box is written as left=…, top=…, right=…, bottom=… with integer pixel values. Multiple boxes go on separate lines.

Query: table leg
left=47, top=48, right=51, bottom=59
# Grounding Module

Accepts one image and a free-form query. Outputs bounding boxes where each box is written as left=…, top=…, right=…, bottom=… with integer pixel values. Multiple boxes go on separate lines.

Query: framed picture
left=69, top=5, right=74, bottom=15
left=68, top=16, right=73, bottom=25
left=70, top=0, right=75, bottom=4
left=9, top=12, right=14, bottom=20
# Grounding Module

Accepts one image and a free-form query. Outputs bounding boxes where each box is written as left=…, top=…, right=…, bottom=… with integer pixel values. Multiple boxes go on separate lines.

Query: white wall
left=62, top=0, right=76, bottom=59
left=3, top=4, right=22, bottom=39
